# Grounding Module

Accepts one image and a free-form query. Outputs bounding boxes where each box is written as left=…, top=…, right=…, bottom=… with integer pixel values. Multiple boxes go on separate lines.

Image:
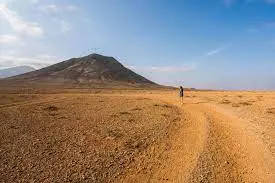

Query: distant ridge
left=0, top=66, right=35, bottom=78
left=6, top=54, right=157, bottom=86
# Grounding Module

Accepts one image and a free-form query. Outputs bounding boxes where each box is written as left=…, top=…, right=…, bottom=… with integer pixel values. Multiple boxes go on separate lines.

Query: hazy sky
left=0, top=0, right=275, bottom=90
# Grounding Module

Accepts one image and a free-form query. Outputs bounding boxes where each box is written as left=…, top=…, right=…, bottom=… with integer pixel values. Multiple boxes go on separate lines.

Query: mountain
left=0, top=66, right=35, bottom=78
left=6, top=54, right=156, bottom=86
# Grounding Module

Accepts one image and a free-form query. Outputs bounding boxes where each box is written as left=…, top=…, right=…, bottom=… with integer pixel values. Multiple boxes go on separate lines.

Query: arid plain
left=0, top=88, right=275, bottom=183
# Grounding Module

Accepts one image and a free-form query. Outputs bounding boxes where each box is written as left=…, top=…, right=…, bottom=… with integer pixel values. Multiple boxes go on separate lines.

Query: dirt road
left=136, top=92, right=275, bottom=183
left=119, top=91, right=275, bottom=182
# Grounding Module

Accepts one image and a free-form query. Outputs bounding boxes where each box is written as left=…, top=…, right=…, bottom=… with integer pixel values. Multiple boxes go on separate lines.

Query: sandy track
left=114, top=92, right=275, bottom=182
left=187, top=104, right=274, bottom=182
left=136, top=93, right=275, bottom=182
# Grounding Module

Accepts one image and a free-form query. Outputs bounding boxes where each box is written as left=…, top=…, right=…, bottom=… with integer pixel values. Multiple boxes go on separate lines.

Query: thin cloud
left=265, top=0, right=275, bottom=3
left=246, top=28, right=259, bottom=32
left=149, top=65, right=196, bottom=72
left=0, top=3, right=43, bottom=37
left=0, top=34, right=18, bottom=44
left=39, top=4, right=80, bottom=13
left=39, top=4, right=59, bottom=13
left=206, top=47, right=224, bottom=56
left=246, top=22, right=275, bottom=32
left=223, top=0, right=275, bottom=6
left=223, top=0, right=235, bottom=7
left=264, top=21, right=275, bottom=27
left=0, top=0, right=40, bottom=5
left=29, top=0, right=39, bottom=4
left=60, top=20, right=72, bottom=33
left=0, top=54, right=59, bottom=69
left=65, top=5, right=80, bottom=12
left=128, top=64, right=196, bottom=73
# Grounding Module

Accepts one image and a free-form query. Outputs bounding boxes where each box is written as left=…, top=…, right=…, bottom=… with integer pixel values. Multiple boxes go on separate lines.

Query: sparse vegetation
left=257, top=96, right=263, bottom=101
left=154, top=104, right=173, bottom=108
left=119, top=111, right=131, bottom=115
left=0, top=94, right=39, bottom=105
left=239, top=102, right=252, bottom=106
left=162, top=104, right=173, bottom=108
left=267, top=108, right=275, bottom=114
left=44, top=105, right=59, bottom=111
left=132, top=107, right=142, bottom=111
left=0, top=93, right=181, bottom=182
left=220, top=99, right=231, bottom=104
left=232, top=103, right=240, bottom=107
left=0, top=89, right=274, bottom=183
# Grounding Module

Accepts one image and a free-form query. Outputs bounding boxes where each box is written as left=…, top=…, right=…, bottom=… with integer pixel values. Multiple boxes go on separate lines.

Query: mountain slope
left=0, top=66, right=35, bottom=78
left=6, top=54, right=156, bottom=86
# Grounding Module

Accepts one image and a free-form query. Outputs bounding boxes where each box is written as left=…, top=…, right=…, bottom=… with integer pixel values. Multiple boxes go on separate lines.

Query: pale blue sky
left=0, top=0, right=275, bottom=90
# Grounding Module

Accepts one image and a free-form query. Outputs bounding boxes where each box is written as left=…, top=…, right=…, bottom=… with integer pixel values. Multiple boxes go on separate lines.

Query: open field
left=0, top=89, right=275, bottom=182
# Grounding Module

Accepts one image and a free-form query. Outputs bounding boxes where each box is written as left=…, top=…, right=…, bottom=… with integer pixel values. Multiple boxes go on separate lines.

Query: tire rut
left=188, top=104, right=275, bottom=183
left=142, top=93, right=275, bottom=182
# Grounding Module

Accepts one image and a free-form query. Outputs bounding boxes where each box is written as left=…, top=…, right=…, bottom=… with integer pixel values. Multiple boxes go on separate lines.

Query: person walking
left=179, top=86, right=184, bottom=104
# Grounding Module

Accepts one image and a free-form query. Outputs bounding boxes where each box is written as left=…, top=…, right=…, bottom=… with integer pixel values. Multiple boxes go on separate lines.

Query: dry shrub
left=119, top=111, right=131, bottom=115
left=267, top=108, right=275, bottom=114
left=44, top=105, right=59, bottom=111
left=125, top=140, right=141, bottom=149
left=128, top=119, right=134, bottom=123
left=132, top=107, right=142, bottom=111
left=257, top=96, right=263, bottom=101
left=110, top=114, right=119, bottom=118
left=172, top=117, right=181, bottom=122
left=124, top=139, right=147, bottom=150
left=247, top=100, right=256, bottom=103
left=239, top=102, right=252, bottom=106
left=161, top=113, right=169, bottom=117
left=220, top=99, right=231, bottom=104
left=232, top=103, right=240, bottom=107
left=162, top=104, right=172, bottom=108
left=136, top=98, right=150, bottom=101
left=154, top=104, right=172, bottom=108
left=106, top=129, right=123, bottom=139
